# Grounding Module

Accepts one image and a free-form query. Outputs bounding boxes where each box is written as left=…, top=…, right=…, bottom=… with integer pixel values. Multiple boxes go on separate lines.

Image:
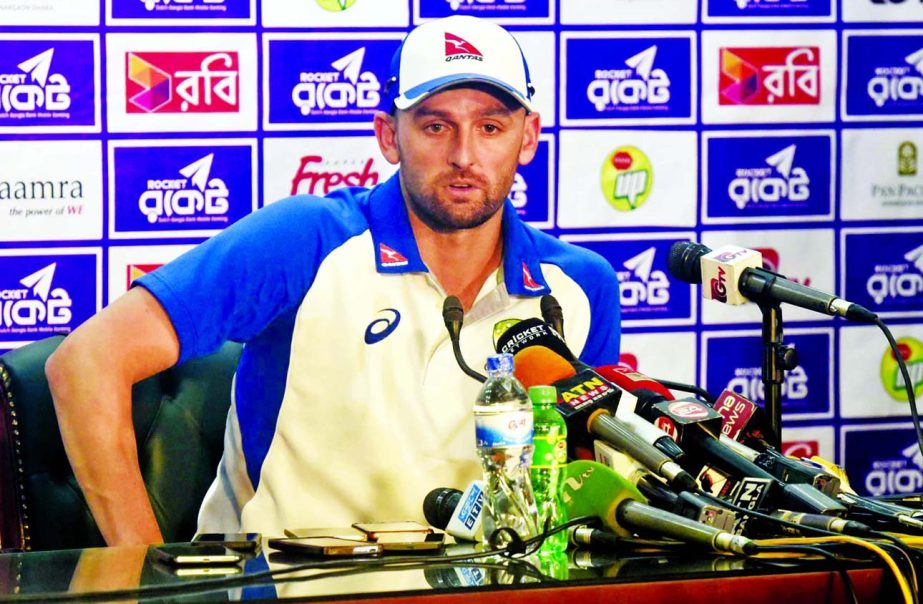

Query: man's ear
left=517, top=111, right=542, bottom=166
left=373, top=111, right=401, bottom=165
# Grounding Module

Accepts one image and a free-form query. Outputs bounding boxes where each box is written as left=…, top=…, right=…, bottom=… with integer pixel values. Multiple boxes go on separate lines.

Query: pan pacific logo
left=865, top=441, right=923, bottom=497
left=316, top=0, right=357, bottom=10
left=865, top=244, right=923, bottom=306
left=728, top=144, right=810, bottom=209
left=0, top=263, right=72, bottom=329
left=617, top=247, right=670, bottom=309
left=292, top=47, right=381, bottom=116
left=867, top=47, right=923, bottom=109
left=880, top=337, right=923, bottom=402
left=0, top=48, right=71, bottom=115
left=600, top=146, right=652, bottom=212
left=587, top=45, right=670, bottom=112
left=139, top=153, right=229, bottom=224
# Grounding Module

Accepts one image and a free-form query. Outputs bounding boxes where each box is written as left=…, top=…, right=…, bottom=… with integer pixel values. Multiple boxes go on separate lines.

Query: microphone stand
left=757, top=300, right=798, bottom=449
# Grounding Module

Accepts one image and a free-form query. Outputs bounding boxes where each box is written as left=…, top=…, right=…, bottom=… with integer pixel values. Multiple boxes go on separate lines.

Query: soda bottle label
left=532, top=434, right=567, bottom=469
left=475, top=411, right=533, bottom=447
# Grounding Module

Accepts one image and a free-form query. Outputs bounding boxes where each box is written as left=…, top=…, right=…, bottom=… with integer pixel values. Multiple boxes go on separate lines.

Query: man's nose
left=448, top=128, right=476, bottom=170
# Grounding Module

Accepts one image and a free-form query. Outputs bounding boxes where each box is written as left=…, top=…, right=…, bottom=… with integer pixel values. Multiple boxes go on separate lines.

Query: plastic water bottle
left=474, top=353, right=539, bottom=546
left=529, top=385, right=568, bottom=554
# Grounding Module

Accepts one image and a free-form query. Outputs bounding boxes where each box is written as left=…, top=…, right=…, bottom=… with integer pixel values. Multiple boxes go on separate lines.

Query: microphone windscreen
left=423, top=487, right=462, bottom=530
left=513, top=346, right=577, bottom=389
left=495, top=317, right=576, bottom=362
left=597, top=366, right=675, bottom=401
left=562, top=460, right=647, bottom=537
left=668, top=241, right=710, bottom=284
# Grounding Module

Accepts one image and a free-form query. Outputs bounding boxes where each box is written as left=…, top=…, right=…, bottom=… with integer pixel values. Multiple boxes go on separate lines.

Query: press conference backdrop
left=0, top=0, right=920, bottom=500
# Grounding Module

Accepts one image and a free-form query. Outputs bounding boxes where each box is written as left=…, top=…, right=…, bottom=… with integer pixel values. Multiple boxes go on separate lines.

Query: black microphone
left=442, top=296, right=486, bottom=383
left=540, top=294, right=565, bottom=342
left=668, top=241, right=877, bottom=323
left=423, top=483, right=484, bottom=542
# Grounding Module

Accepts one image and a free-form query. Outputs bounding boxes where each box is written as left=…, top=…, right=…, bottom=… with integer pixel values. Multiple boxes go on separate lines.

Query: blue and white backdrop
left=0, top=0, right=921, bottom=499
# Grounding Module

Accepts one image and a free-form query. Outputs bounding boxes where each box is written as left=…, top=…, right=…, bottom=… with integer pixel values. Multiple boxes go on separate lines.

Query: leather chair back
left=0, top=336, right=242, bottom=551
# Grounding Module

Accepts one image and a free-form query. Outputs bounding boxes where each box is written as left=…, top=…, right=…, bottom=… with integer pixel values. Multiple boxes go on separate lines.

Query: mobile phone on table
left=267, top=537, right=382, bottom=557
left=149, top=543, right=243, bottom=567
left=351, top=521, right=433, bottom=541
left=283, top=527, right=367, bottom=540
left=192, top=532, right=262, bottom=553
left=377, top=531, right=446, bottom=553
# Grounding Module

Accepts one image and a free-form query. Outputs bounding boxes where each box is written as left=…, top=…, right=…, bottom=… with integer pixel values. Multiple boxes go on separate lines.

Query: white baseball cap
left=384, top=15, right=534, bottom=112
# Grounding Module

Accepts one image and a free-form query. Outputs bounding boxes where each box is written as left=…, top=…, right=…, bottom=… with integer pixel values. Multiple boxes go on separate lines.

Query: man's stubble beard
left=400, top=166, right=517, bottom=233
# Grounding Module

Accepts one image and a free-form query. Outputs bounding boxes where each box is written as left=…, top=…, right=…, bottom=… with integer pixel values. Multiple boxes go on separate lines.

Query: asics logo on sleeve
left=364, top=308, right=401, bottom=344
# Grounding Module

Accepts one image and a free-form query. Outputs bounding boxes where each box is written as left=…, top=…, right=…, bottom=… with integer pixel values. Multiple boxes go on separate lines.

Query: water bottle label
left=475, top=411, right=533, bottom=447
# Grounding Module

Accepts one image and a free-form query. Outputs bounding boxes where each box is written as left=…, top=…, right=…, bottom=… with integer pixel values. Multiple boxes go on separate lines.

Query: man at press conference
left=45, top=15, right=621, bottom=546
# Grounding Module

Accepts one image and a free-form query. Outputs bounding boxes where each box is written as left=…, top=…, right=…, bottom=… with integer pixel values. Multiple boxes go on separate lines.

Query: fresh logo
left=866, top=441, right=923, bottom=497
left=316, top=0, right=357, bottom=10
left=0, top=48, right=71, bottom=115
left=292, top=47, right=381, bottom=116
left=728, top=144, right=810, bottom=209
left=720, top=47, right=820, bottom=105
left=899, top=142, right=917, bottom=177
left=600, top=146, right=652, bottom=211
left=139, top=153, right=229, bottom=224
left=127, top=51, right=238, bottom=114
left=866, top=244, right=923, bottom=306
left=364, top=308, right=400, bottom=344
left=880, top=337, right=923, bottom=402
left=867, top=47, right=923, bottom=109
left=587, top=45, right=670, bottom=112
left=290, top=155, right=380, bottom=196
left=445, top=32, right=483, bottom=62
left=617, top=247, right=669, bottom=308
left=0, top=263, right=71, bottom=329
left=379, top=243, right=408, bottom=267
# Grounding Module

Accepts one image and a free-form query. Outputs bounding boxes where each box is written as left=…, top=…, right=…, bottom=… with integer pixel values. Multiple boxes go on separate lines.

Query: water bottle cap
left=486, top=353, right=514, bottom=374
left=528, top=385, right=557, bottom=406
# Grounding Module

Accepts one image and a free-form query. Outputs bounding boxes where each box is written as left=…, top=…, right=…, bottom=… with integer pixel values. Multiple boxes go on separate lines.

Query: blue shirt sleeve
left=134, top=194, right=367, bottom=364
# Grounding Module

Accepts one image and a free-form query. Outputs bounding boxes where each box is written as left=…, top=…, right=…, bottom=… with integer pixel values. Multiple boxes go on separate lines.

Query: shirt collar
left=367, top=171, right=550, bottom=297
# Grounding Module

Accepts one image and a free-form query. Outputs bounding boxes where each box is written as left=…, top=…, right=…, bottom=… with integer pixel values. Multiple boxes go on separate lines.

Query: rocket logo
left=445, top=33, right=483, bottom=62
left=379, top=243, right=408, bottom=267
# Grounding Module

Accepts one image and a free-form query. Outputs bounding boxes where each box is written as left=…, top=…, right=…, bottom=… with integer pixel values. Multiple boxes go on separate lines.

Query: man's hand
left=46, top=287, right=181, bottom=546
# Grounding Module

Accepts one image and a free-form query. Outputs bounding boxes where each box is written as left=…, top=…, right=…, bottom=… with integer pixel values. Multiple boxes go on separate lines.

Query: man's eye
left=483, top=124, right=499, bottom=134
left=426, top=123, right=444, bottom=133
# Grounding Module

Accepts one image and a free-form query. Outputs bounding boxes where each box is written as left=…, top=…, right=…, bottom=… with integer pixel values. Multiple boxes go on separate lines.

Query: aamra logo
left=728, top=144, right=810, bottom=210
left=0, top=175, right=84, bottom=202
left=865, top=441, right=923, bottom=497
left=866, top=243, right=923, bottom=306
left=880, top=337, right=923, bottom=402
left=316, top=0, right=357, bottom=10
left=617, top=247, right=670, bottom=309
left=0, top=48, right=71, bottom=115
left=0, top=263, right=72, bottom=331
left=900, top=142, right=918, bottom=177
left=139, top=153, right=230, bottom=224
left=379, top=243, right=408, bottom=267
left=364, top=308, right=401, bottom=345
left=126, top=264, right=163, bottom=289
left=445, top=33, right=483, bottom=62
left=293, top=47, right=381, bottom=116
left=600, top=146, right=653, bottom=212
left=126, top=51, right=239, bottom=114
left=587, top=45, right=670, bottom=112
left=867, top=47, right=923, bottom=109
left=720, top=47, right=820, bottom=105
left=290, top=156, right=380, bottom=196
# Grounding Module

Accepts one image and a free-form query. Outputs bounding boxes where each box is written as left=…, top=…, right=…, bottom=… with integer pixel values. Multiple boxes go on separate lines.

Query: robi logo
left=754, top=247, right=812, bottom=287
left=292, top=47, right=381, bottom=116
left=290, top=156, right=380, bottom=196
left=139, top=154, right=229, bottom=224
left=781, top=440, right=819, bottom=459
left=0, top=263, right=72, bottom=329
left=587, top=45, right=670, bottom=112
left=0, top=48, right=71, bottom=114
left=127, top=51, right=238, bottom=114
left=720, top=47, right=820, bottom=106
left=600, top=146, right=653, bottom=212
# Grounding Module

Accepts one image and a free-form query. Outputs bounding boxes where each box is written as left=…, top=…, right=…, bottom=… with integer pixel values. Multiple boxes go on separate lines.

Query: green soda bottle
left=528, top=385, right=568, bottom=553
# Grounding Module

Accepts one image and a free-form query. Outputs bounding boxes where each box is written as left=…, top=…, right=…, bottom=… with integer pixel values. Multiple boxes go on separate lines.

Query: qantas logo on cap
left=379, top=243, right=408, bottom=267
left=521, top=262, right=543, bottom=291
left=445, top=33, right=483, bottom=62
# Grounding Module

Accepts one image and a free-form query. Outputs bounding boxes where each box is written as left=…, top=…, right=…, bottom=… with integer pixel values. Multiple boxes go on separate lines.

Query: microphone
left=770, top=510, right=873, bottom=537
left=562, top=460, right=755, bottom=555
left=540, top=294, right=565, bottom=342
left=598, top=365, right=716, bottom=405
left=442, top=296, right=486, bottom=383
left=513, top=346, right=698, bottom=492
left=668, top=241, right=877, bottom=322
left=495, top=317, right=578, bottom=367
left=423, top=482, right=485, bottom=542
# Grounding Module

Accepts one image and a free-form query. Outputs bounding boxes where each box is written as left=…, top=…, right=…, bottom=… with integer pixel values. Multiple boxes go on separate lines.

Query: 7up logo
left=600, top=146, right=653, bottom=212
left=315, top=0, right=356, bottom=10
